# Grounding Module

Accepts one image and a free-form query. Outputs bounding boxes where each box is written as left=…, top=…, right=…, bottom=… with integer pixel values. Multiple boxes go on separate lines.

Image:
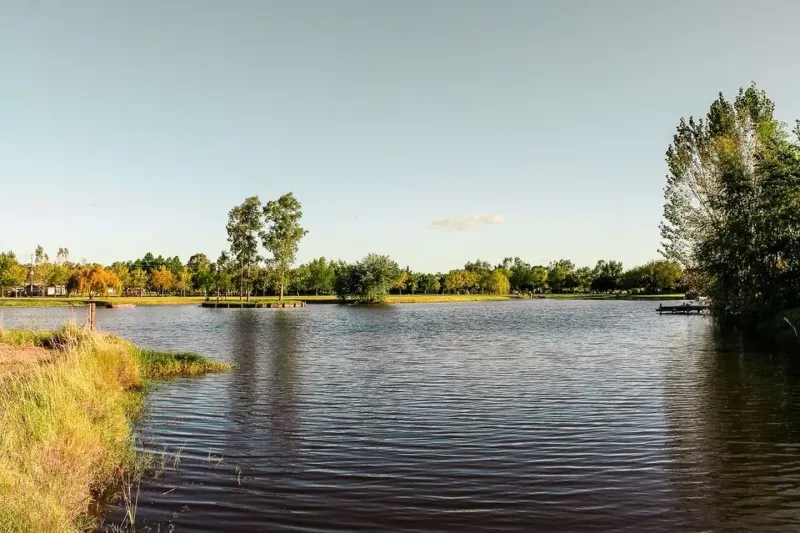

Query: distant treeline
left=0, top=193, right=685, bottom=304
left=0, top=245, right=683, bottom=303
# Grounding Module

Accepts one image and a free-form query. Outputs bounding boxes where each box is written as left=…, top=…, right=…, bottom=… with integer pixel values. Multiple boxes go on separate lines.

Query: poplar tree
left=261, top=193, right=307, bottom=300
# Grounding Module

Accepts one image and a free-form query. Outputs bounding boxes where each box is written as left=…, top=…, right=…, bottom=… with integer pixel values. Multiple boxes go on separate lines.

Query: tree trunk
left=239, top=263, right=244, bottom=302
left=279, top=283, right=284, bottom=301
left=316, top=289, right=319, bottom=296
left=245, top=265, right=250, bottom=302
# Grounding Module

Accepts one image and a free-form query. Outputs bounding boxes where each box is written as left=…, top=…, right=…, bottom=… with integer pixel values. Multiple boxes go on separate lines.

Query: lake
left=78, top=301, right=800, bottom=531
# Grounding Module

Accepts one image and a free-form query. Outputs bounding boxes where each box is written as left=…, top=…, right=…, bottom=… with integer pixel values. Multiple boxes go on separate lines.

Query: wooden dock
left=657, top=303, right=709, bottom=315
left=201, top=301, right=306, bottom=309
left=106, top=303, right=136, bottom=309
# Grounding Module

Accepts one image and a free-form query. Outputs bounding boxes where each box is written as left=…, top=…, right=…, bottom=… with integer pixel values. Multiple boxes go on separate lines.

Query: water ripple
left=94, top=301, right=800, bottom=532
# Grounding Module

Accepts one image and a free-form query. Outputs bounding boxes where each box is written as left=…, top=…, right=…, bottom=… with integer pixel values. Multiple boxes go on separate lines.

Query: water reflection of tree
left=229, top=309, right=260, bottom=429
left=224, top=309, right=302, bottom=463
left=265, top=310, right=301, bottom=452
left=664, top=325, right=800, bottom=530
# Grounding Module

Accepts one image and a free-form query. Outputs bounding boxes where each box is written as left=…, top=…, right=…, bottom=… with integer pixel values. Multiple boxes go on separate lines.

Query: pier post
left=88, top=302, right=96, bottom=330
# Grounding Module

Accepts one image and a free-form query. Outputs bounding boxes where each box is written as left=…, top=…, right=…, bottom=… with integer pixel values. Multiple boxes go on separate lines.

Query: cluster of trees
left=393, top=258, right=681, bottom=298
left=0, top=185, right=691, bottom=304
left=0, top=243, right=684, bottom=303
left=0, top=192, right=311, bottom=301
left=0, top=247, right=78, bottom=296
left=660, top=84, right=800, bottom=327
left=224, top=193, right=307, bottom=301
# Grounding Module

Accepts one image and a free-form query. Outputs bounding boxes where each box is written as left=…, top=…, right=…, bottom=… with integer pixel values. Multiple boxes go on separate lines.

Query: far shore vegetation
left=5, top=82, right=800, bottom=332
left=0, top=323, right=229, bottom=532
left=1, top=242, right=685, bottom=309
left=0, top=291, right=687, bottom=309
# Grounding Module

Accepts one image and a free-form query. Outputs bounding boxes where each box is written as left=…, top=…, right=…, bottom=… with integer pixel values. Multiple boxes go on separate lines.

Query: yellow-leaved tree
left=393, top=271, right=408, bottom=295
left=67, top=265, right=121, bottom=299
left=150, top=266, right=174, bottom=296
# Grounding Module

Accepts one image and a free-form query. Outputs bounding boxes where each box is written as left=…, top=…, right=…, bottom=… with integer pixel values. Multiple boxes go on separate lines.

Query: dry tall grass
left=0, top=325, right=229, bottom=532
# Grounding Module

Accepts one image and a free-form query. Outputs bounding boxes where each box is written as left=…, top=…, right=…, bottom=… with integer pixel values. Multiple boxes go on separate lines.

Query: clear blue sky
left=2, top=0, right=799, bottom=272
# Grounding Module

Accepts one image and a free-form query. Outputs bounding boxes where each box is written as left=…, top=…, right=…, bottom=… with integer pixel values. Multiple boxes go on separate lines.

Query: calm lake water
left=77, top=301, right=800, bottom=531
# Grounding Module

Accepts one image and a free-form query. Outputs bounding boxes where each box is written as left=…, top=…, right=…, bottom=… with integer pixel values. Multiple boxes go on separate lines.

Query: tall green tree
left=215, top=251, right=234, bottom=301
left=547, top=260, right=574, bottom=293
left=508, top=258, right=534, bottom=292
left=480, top=270, right=510, bottom=295
left=569, top=266, right=594, bottom=293
left=648, top=260, right=683, bottom=292
left=494, top=258, right=513, bottom=285
left=405, top=271, right=421, bottom=295
left=31, top=245, right=51, bottom=289
left=194, top=267, right=216, bottom=298
left=444, top=270, right=466, bottom=293
left=34, top=245, right=48, bottom=265
left=334, top=254, right=400, bottom=304
left=261, top=193, right=308, bottom=301
left=0, top=252, right=25, bottom=296
left=165, top=256, right=183, bottom=276
left=56, top=247, right=69, bottom=264
left=307, top=257, right=335, bottom=295
left=419, top=273, right=440, bottom=294
left=660, top=83, right=800, bottom=325
left=591, top=260, right=624, bottom=292
left=174, top=268, right=193, bottom=296
left=291, top=264, right=311, bottom=296
left=129, top=268, right=148, bottom=294
left=464, top=259, right=492, bottom=273
left=106, top=263, right=129, bottom=294
left=187, top=253, right=211, bottom=274
left=530, top=266, right=548, bottom=292
left=227, top=196, right=263, bottom=301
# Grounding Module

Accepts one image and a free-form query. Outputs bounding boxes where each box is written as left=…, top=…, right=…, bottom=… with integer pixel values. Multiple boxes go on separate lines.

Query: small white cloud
left=428, top=214, right=506, bottom=232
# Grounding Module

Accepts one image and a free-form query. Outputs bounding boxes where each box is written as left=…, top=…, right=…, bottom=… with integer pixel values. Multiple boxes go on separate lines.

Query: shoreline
left=0, top=293, right=687, bottom=308
left=0, top=325, right=230, bottom=531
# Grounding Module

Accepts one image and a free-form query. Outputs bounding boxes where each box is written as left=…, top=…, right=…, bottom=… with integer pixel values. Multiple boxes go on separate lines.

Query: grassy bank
left=0, top=296, right=291, bottom=308
left=386, top=294, right=512, bottom=303
left=0, top=325, right=229, bottom=532
left=527, top=293, right=685, bottom=301
left=385, top=293, right=685, bottom=303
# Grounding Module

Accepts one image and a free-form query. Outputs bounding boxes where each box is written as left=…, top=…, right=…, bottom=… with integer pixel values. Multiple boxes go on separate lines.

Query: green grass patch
left=0, top=296, right=305, bottom=308
left=135, top=348, right=231, bottom=378
left=0, top=298, right=88, bottom=308
left=0, top=328, right=59, bottom=346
